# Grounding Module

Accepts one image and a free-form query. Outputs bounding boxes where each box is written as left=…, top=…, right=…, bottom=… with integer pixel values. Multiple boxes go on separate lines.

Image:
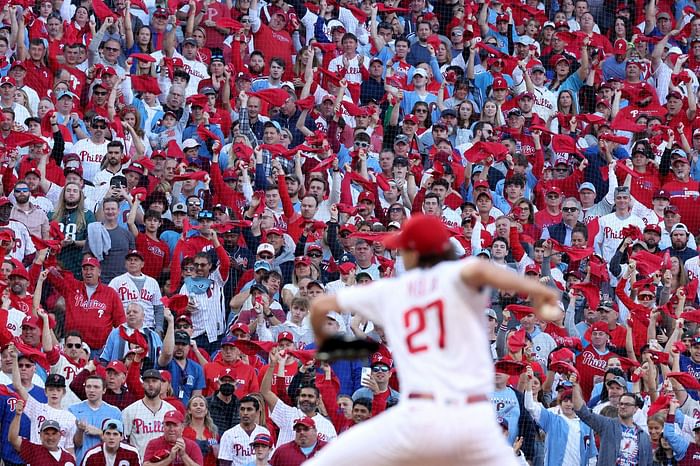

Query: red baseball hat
left=9, top=266, right=29, bottom=280
left=294, top=256, right=311, bottom=267
left=266, top=228, right=285, bottom=237
left=613, top=39, right=627, bottom=55
left=106, top=360, right=127, bottom=374
left=159, top=370, right=172, bottom=383
left=370, top=353, right=392, bottom=367
left=492, top=77, right=508, bottom=90
left=590, top=322, right=610, bottom=335
left=175, top=314, right=192, bottom=325
left=278, top=331, right=295, bottom=343
left=403, top=114, right=419, bottom=124
left=163, top=410, right=185, bottom=425
left=218, top=367, right=235, bottom=380
left=230, top=322, right=250, bottom=335
left=82, top=257, right=101, bottom=268
left=644, top=224, right=662, bottom=235
left=383, top=214, right=451, bottom=255
left=358, top=191, right=375, bottom=203
left=21, top=315, right=40, bottom=329
left=293, top=417, right=316, bottom=429
left=546, top=186, right=563, bottom=196
left=524, top=264, right=541, bottom=275
left=473, top=180, right=490, bottom=190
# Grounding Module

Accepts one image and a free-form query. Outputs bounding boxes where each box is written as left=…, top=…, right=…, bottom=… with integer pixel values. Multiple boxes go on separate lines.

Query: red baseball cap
left=218, top=367, right=235, bottom=380
left=25, top=168, right=41, bottom=178
left=370, top=353, right=392, bottom=367
left=163, top=410, right=185, bottom=425
left=644, top=224, right=662, bottom=235
left=175, top=314, right=192, bottom=325
left=159, top=370, right=172, bottom=382
left=358, top=191, right=375, bottom=203
left=383, top=214, right=451, bottom=255
left=524, top=264, right=541, bottom=275
left=295, top=256, right=311, bottom=267
left=82, top=257, right=101, bottom=268
left=473, top=180, right=490, bottom=190
left=21, top=315, right=40, bottom=329
left=230, top=322, right=250, bottom=335
left=403, top=114, right=419, bottom=124
left=492, top=77, right=508, bottom=90
left=293, top=417, right=316, bottom=429
left=106, top=360, right=127, bottom=374
left=590, top=322, right=610, bottom=335
left=266, top=228, right=285, bottom=237
left=613, top=39, right=627, bottom=55
left=546, top=186, right=563, bottom=196
left=278, top=331, right=295, bottom=343
left=9, top=266, right=29, bottom=280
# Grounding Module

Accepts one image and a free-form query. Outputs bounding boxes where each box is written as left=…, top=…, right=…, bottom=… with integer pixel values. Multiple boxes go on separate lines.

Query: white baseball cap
left=183, top=138, right=201, bottom=150
left=257, top=243, right=275, bottom=255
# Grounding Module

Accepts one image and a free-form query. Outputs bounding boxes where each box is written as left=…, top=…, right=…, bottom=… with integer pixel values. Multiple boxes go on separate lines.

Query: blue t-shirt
left=0, top=385, right=46, bottom=464
left=160, top=359, right=205, bottom=405
left=680, top=355, right=700, bottom=400
left=492, top=386, right=520, bottom=444
left=68, top=401, right=122, bottom=465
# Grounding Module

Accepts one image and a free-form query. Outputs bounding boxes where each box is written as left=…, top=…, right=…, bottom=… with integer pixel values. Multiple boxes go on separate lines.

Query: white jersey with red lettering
left=218, top=423, right=271, bottom=466
left=305, top=257, right=519, bottom=466
left=5, top=219, right=35, bottom=263
left=594, top=212, right=646, bottom=262
left=686, top=256, right=700, bottom=301
left=122, top=399, right=175, bottom=458
left=24, top=394, right=76, bottom=451
left=50, top=353, right=83, bottom=408
left=71, top=139, right=108, bottom=183
left=108, top=272, right=163, bottom=328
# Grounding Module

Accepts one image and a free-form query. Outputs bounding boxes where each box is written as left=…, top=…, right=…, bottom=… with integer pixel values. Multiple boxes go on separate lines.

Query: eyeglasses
left=308, top=252, right=322, bottom=258
left=562, top=207, right=579, bottom=213
left=354, top=141, right=370, bottom=148
left=104, top=46, right=120, bottom=52
left=371, top=365, right=390, bottom=373
left=259, top=253, right=273, bottom=260
left=187, top=201, right=201, bottom=207
left=194, top=262, right=209, bottom=268
left=14, top=187, right=29, bottom=193
left=18, top=363, right=34, bottom=368
left=65, top=343, right=82, bottom=349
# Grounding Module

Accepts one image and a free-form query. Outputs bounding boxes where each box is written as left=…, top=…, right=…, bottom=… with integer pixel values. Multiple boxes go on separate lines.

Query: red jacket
left=82, top=443, right=141, bottom=466
left=47, top=268, right=125, bottom=348
left=270, top=439, right=327, bottom=466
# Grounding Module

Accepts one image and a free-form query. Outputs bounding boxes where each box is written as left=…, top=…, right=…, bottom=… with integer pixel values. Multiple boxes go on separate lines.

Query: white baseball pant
left=303, top=399, right=520, bottom=466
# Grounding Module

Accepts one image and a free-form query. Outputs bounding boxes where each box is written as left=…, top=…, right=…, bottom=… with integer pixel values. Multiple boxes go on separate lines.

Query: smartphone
left=360, top=367, right=372, bottom=387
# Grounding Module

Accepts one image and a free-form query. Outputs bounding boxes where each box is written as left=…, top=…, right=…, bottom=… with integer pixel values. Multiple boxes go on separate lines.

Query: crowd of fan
left=1, top=0, right=700, bottom=464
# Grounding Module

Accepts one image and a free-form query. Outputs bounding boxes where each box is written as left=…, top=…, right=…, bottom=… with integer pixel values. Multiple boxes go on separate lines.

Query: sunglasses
left=187, top=201, right=201, bottom=206
left=308, top=252, right=322, bottom=258
left=93, top=92, right=108, bottom=97
left=354, top=141, right=370, bottom=148
left=371, top=365, right=390, bottom=372
left=104, top=46, right=120, bottom=52
left=65, top=343, right=82, bottom=349
left=93, top=123, right=107, bottom=129
left=547, top=194, right=560, bottom=199
left=562, top=207, right=579, bottom=213
left=638, top=294, right=654, bottom=301
left=259, top=253, right=273, bottom=259
left=14, top=187, right=29, bottom=193
left=194, top=262, right=209, bottom=268
left=389, top=207, right=403, bottom=213
left=18, top=363, right=34, bottom=368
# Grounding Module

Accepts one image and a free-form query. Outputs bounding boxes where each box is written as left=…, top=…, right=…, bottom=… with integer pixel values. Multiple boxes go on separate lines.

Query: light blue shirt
left=68, top=400, right=122, bottom=465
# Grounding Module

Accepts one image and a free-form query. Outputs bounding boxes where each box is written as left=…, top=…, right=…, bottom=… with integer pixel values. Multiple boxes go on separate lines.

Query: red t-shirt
left=19, top=438, right=76, bottom=465
left=253, top=24, right=295, bottom=80
left=534, top=210, right=562, bottom=231
left=136, top=233, right=170, bottom=280
left=144, top=435, right=204, bottom=465
left=662, top=179, right=700, bottom=234
left=575, top=347, right=614, bottom=400
left=203, top=359, right=259, bottom=398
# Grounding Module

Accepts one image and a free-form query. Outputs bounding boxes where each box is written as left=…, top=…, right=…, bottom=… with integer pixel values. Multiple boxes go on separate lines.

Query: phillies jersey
left=336, top=257, right=494, bottom=399
left=0, top=385, right=46, bottom=465
left=46, top=348, right=85, bottom=408
left=82, top=442, right=141, bottom=466
left=594, top=212, right=646, bottom=262
left=71, top=138, right=108, bottom=183
left=23, top=395, right=77, bottom=452
left=108, top=272, right=163, bottom=328
left=122, top=399, right=175, bottom=457
left=135, top=233, right=170, bottom=280
left=218, top=423, right=270, bottom=466
left=575, top=347, right=614, bottom=399
left=6, top=219, right=36, bottom=262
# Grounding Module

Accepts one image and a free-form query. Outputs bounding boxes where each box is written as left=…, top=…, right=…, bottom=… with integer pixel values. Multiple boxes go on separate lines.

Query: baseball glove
left=315, top=335, right=380, bottom=362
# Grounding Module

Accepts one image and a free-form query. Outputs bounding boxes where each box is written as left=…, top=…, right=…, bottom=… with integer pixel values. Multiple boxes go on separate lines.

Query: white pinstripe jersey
left=122, top=399, right=175, bottom=458
left=108, top=272, right=163, bottom=328
left=179, top=268, right=226, bottom=343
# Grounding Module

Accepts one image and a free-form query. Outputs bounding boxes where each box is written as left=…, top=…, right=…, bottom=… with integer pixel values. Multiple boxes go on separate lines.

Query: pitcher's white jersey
left=336, top=257, right=494, bottom=398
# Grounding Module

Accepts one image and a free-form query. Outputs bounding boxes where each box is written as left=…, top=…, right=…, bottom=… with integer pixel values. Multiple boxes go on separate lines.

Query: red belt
left=407, top=393, right=489, bottom=404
